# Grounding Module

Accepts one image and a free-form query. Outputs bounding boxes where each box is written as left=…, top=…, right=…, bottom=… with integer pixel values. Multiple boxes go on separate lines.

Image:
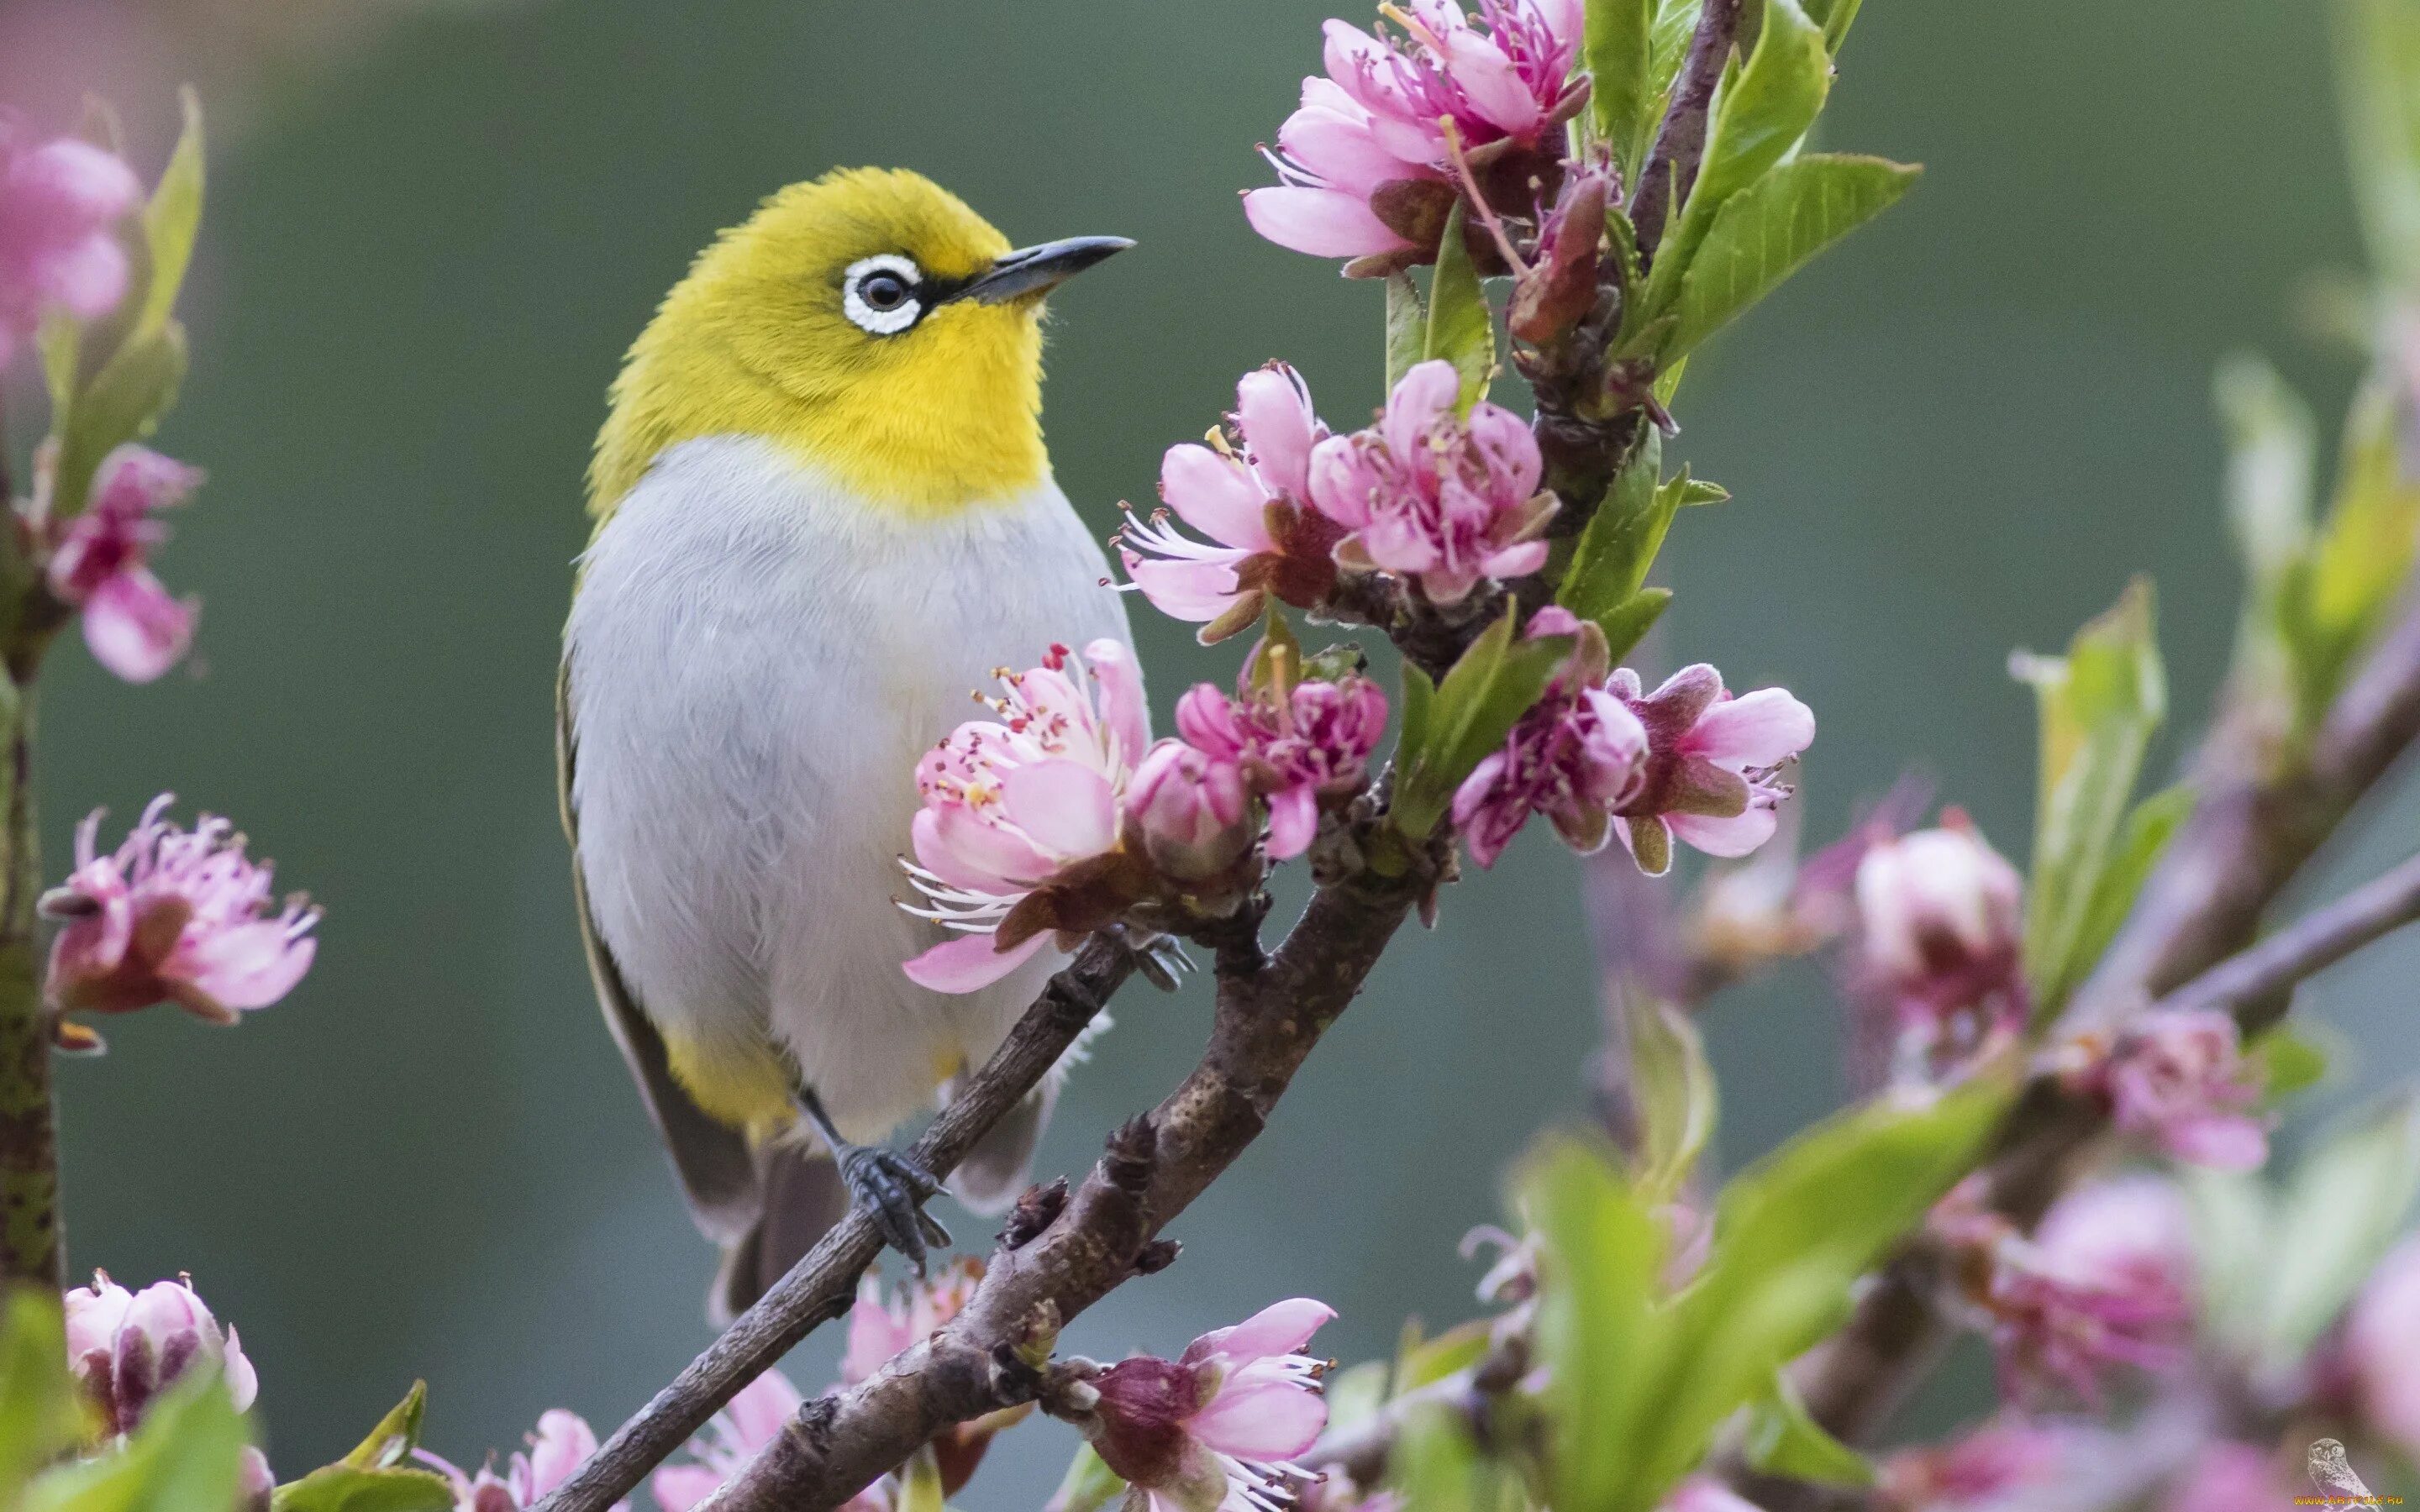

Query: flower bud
left=1081, top=1299, right=1332, bottom=1512
left=65, top=1271, right=257, bottom=1435
left=1128, top=742, right=1252, bottom=881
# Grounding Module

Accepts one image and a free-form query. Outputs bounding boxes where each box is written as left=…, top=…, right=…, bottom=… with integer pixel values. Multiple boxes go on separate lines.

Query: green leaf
left=1043, top=1443, right=1125, bottom=1512
left=1560, top=432, right=1671, bottom=627
left=1385, top=271, right=1428, bottom=393
left=2280, top=373, right=2420, bottom=732
left=1392, top=609, right=1576, bottom=839
left=339, top=1383, right=428, bottom=1471
left=29, top=1374, right=246, bottom=1512
left=1521, top=1137, right=1662, bottom=1512
left=134, top=89, right=205, bottom=343
left=1626, top=994, right=1716, bottom=1202
left=2250, top=1022, right=2334, bottom=1106
left=1640, top=0, right=1706, bottom=170
left=0, top=1290, right=85, bottom=1502
left=1597, top=589, right=1671, bottom=664
left=2054, top=782, right=2195, bottom=1017
left=1423, top=202, right=1495, bottom=412
left=1640, top=1076, right=2010, bottom=1497
left=2015, top=578, right=2166, bottom=1020
left=36, top=315, right=81, bottom=432
left=2184, top=1167, right=2273, bottom=1359
left=1673, top=477, right=1729, bottom=507
left=2333, top=0, right=2420, bottom=288
left=1637, top=0, right=1831, bottom=324
left=2258, top=1096, right=2420, bottom=1363
left=1386, top=1402, right=1514, bottom=1512
left=47, top=323, right=188, bottom=522
left=897, top=1446, right=947, bottom=1512
left=1323, top=1361, right=1392, bottom=1436
left=1396, top=1318, right=1492, bottom=1393
left=2215, top=354, right=2317, bottom=588
left=1799, top=0, right=1863, bottom=53
left=1587, top=0, right=1657, bottom=178
left=1397, top=660, right=1438, bottom=766
left=1664, top=155, right=1918, bottom=361
left=1741, top=1371, right=1875, bottom=1488
left=271, top=1467, right=457, bottom=1512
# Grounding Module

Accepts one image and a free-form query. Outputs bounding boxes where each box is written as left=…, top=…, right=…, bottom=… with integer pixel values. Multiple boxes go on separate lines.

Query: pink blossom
left=842, top=1260, right=981, bottom=1387
left=420, top=1410, right=626, bottom=1512
left=41, top=795, right=319, bottom=1027
left=1084, top=1298, right=1334, bottom=1512
left=2076, top=1008, right=2270, bottom=1171
left=1876, top=1419, right=2070, bottom=1509
left=900, top=640, right=1148, bottom=994
left=1981, top=1175, right=2195, bottom=1405
left=1607, top=664, right=1816, bottom=876
left=1129, top=739, right=1254, bottom=880
left=651, top=1368, right=824, bottom=1512
left=237, top=1446, right=276, bottom=1512
left=0, top=122, right=139, bottom=369
left=1306, top=360, right=1555, bottom=605
left=1449, top=606, right=1646, bottom=868
left=2347, top=1235, right=2420, bottom=1453
left=1658, top=1478, right=1761, bottom=1512
left=1176, top=664, right=1389, bottom=860
left=1119, top=365, right=1344, bottom=640
left=2162, top=1444, right=2284, bottom=1512
left=1852, top=811, right=2028, bottom=1070
left=45, top=444, right=203, bottom=683
left=1244, top=0, right=1587, bottom=266
left=64, top=1270, right=258, bottom=1436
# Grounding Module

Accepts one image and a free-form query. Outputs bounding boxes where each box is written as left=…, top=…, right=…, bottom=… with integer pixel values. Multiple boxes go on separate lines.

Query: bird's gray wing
left=944, top=1081, right=1055, bottom=1215
left=558, top=658, right=760, bottom=1247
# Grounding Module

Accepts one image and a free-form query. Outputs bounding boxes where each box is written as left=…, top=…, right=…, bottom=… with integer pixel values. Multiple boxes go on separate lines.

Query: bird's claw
left=1119, top=928, right=1193, bottom=994
left=838, top=1145, right=951, bottom=1273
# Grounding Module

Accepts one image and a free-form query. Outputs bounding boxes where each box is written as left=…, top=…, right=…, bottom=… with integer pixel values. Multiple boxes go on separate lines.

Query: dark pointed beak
left=945, top=236, right=1134, bottom=306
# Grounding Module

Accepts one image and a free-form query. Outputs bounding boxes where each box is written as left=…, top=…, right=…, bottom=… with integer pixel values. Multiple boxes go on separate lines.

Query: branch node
left=1131, top=1238, right=1182, bottom=1277
left=1000, top=1178, right=1069, bottom=1250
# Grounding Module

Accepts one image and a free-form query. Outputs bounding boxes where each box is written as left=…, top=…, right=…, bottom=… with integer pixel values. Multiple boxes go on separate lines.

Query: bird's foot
left=1116, top=926, right=1194, bottom=993
left=835, top=1142, right=952, bottom=1274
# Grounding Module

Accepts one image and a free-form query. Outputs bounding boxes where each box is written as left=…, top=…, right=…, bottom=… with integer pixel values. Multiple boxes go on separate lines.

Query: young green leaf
left=47, top=323, right=189, bottom=522
left=135, top=89, right=206, bottom=343
left=1639, top=0, right=1707, bottom=170
left=896, top=1446, right=947, bottom=1512
left=1598, top=588, right=1672, bottom=664
left=1386, top=270, right=1428, bottom=393
left=1522, top=1137, right=1663, bottom=1512
left=1392, top=609, right=1576, bottom=839
left=0, top=1292, right=84, bottom=1502
left=1637, top=0, right=1831, bottom=324
left=2044, top=782, right=2195, bottom=1021
left=1423, top=202, right=1495, bottom=412
left=1386, top=1402, right=1510, bottom=1512
left=2281, top=374, right=2420, bottom=732
left=2015, top=578, right=2166, bottom=1018
left=2249, top=1022, right=2334, bottom=1107
left=1664, top=155, right=1919, bottom=362
left=2333, top=0, right=2420, bottom=289
left=339, top=1383, right=429, bottom=1471
left=1799, top=0, right=1864, bottom=54
left=270, top=1466, right=459, bottom=1512
left=1397, top=659, right=1438, bottom=767
left=1740, top=1371, right=1875, bottom=1488
left=1625, top=992, right=1717, bottom=1202
left=2257, top=1096, right=2420, bottom=1365
left=1044, top=1443, right=1126, bottom=1512
left=1396, top=1318, right=1493, bottom=1393
left=28, top=1374, right=247, bottom=1512
left=1588, top=0, right=1657, bottom=178
left=1560, top=432, right=1671, bottom=627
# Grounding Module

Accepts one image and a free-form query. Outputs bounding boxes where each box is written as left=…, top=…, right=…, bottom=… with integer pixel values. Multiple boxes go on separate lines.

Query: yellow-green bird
left=558, top=168, right=1133, bottom=1318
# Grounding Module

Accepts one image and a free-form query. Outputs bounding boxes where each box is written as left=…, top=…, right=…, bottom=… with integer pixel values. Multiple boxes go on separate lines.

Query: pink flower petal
left=1124, top=552, right=1245, bottom=622
left=1265, top=784, right=1318, bottom=860
left=918, top=805, right=1052, bottom=893
left=1001, top=759, right=1120, bottom=862
left=1198, top=1297, right=1336, bottom=1362
left=1082, top=639, right=1153, bottom=770
left=1383, top=361, right=1463, bottom=455
left=1160, top=444, right=1276, bottom=551
left=1242, top=186, right=1412, bottom=258
left=1684, top=688, right=1815, bottom=768
left=524, top=1410, right=598, bottom=1499
left=902, top=931, right=1049, bottom=993
left=1479, top=540, right=1549, bottom=581
left=1276, top=107, right=1413, bottom=200
left=29, top=236, right=129, bottom=319
left=723, top=1367, right=804, bottom=1450
left=1665, top=806, right=1781, bottom=859
left=2160, top=1115, right=2270, bottom=1172
left=176, top=921, right=314, bottom=1012
left=1440, top=32, right=1543, bottom=136
left=82, top=570, right=195, bottom=683
left=1235, top=366, right=1319, bottom=500
left=1188, top=1371, right=1328, bottom=1461
left=652, top=1465, right=725, bottom=1512
left=11, top=139, right=142, bottom=222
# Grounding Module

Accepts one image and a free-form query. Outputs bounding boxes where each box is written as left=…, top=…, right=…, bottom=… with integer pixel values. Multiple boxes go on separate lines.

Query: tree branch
left=1748, top=592, right=2420, bottom=1499
left=532, top=934, right=1136, bottom=1512
left=692, top=860, right=1434, bottom=1512
left=1630, top=0, right=1744, bottom=259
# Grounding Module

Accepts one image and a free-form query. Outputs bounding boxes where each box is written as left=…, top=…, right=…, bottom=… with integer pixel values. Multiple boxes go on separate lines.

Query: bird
left=2307, top=1438, right=2379, bottom=1506
left=558, top=167, right=1134, bottom=1320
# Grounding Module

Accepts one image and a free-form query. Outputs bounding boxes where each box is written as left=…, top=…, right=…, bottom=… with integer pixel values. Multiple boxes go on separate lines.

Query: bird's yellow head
left=590, top=168, right=1128, bottom=518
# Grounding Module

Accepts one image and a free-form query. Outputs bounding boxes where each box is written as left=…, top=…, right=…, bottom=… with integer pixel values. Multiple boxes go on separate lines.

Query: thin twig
left=2158, top=848, right=2420, bottom=1022
left=533, top=935, right=1135, bottom=1512
left=1630, top=0, right=1744, bottom=259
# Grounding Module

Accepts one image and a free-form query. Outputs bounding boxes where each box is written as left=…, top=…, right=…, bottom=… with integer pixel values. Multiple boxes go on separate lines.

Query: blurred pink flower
left=45, top=444, right=203, bottom=683
left=1129, top=739, right=1254, bottom=880
left=2348, top=1234, right=2420, bottom=1453
left=237, top=1446, right=275, bottom=1512
left=41, top=795, right=318, bottom=1028
left=900, top=640, right=1148, bottom=994
left=64, top=1269, right=257, bottom=1436
left=1306, top=360, right=1555, bottom=605
left=1119, top=365, right=1344, bottom=641
left=1876, top=1418, right=2070, bottom=1509
left=1984, top=1174, right=2195, bottom=1405
left=1658, top=1478, right=1762, bottom=1512
left=421, top=1410, right=625, bottom=1512
left=1244, top=0, right=1586, bottom=265
left=0, top=121, right=139, bottom=369
left=1176, top=664, right=1388, bottom=859
left=1608, top=664, right=1816, bottom=876
left=651, top=1368, right=832, bottom=1512
left=841, top=1260, right=982, bottom=1387
left=1450, top=606, right=1646, bottom=868
left=1852, top=811, right=2028, bottom=1070
left=2070, top=1008, right=2269, bottom=1171
left=2162, top=1443, right=2285, bottom=1512
left=1086, top=1298, right=1334, bottom=1512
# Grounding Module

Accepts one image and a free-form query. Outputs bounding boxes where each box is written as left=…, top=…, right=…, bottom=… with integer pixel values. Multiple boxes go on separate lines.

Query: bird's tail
left=709, top=1140, right=850, bottom=1326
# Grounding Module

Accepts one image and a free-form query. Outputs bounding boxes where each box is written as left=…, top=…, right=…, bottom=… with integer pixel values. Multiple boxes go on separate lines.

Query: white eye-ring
left=842, top=254, right=925, bottom=335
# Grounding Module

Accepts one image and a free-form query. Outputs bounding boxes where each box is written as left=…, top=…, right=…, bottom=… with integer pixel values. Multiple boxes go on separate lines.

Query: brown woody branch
left=533, top=934, right=1136, bottom=1512
left=1743, top=591, right=2420, bottom=1504
left=691, top=855, right=1438, bottom=1512
left=1629, top=0, right=1745, bottom=257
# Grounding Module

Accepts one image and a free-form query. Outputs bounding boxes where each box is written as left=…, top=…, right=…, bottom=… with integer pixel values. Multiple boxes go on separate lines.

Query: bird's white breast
left=565, top=435, right=1133, bottom=1140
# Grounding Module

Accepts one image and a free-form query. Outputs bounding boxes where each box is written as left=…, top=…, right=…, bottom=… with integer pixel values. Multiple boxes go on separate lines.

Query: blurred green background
left=2, top=0, right=2413, bottom=1498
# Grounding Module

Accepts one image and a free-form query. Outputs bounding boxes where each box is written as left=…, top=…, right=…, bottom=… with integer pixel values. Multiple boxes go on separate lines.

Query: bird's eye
left=841, top=255, right=925, bottom=336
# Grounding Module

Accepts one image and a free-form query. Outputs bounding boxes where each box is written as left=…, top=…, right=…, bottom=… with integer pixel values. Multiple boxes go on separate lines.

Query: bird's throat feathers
left=588, top=170, right=1052, bottom=521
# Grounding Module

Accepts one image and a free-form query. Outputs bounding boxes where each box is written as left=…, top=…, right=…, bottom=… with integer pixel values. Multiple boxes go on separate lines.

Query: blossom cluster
left=0, top=118, right=139, bottom=367
left=65, top=1271, right=274, bottom=1507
